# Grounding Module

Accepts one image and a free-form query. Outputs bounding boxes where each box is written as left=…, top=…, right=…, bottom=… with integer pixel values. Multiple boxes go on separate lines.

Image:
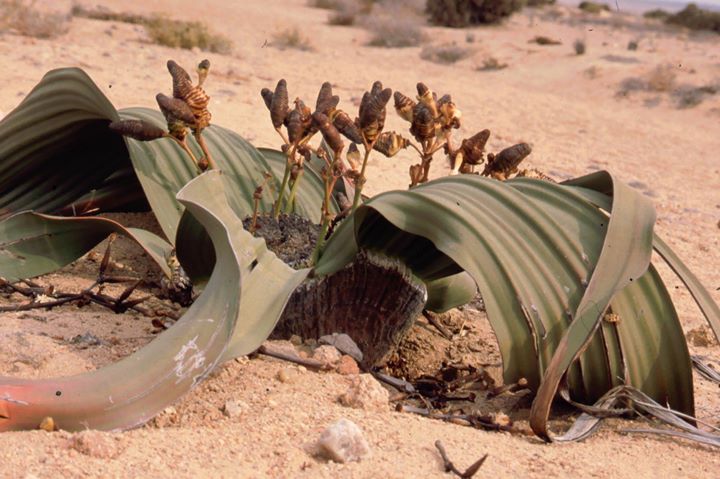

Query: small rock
left=152, top=406, right=179, bottom=428
left=289, top=334, right=303, bottom=346
left=316, top=418, right=370, bottom=463
left=223, top=399, right=247, bottom=418
left=69, top=430, right=122, bottom=459
left=319, top=333, right=364, bottom=363
left=38, top=416, right=55, bottom=432
left=686, top=326, right=717, bottom=347
left=336, top=355, right=360, bottom=375
left=277, top=367, right=298, bottom=383
left=69, top=332, right=104, bottom=348
left=312, top=345, right=342, bottom=366
left=338, top=374, right=389, bottom=411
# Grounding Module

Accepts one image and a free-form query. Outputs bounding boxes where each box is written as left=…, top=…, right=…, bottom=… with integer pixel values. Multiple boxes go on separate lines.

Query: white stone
left=316, top=418, right=370, bottom=463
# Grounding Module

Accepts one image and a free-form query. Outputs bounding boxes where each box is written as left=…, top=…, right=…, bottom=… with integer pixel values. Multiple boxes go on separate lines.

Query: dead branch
left=434, top=440, right=488, bottom=478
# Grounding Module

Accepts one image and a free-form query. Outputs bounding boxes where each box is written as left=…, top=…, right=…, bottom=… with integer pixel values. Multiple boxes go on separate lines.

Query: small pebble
left=223, top=399, right=247, bottom=418
left=336, top=355, right=360, bottom=375
left=277, top=367, right=298, bottom=383
left=316, top=418, right=370, bottom=463
left=319, top=333, right=364, bottom=362
left=38, top=417, right=55, bottom=432
left=312, top=345, right=342, bottom=366
left=338, top=374, right=389, bottom=411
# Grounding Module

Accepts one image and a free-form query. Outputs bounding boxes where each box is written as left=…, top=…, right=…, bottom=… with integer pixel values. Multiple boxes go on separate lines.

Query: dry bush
left=72, top=5, right=232, bottom=53
left=573, top=39, right=586, bottom=55
left=426, top=0, right=525, bottom=27
left=71, top=5, right=146, bottom=24
left=584, top=65, right=600, bottom=79
left=309, top=0, right=345, bottom=8
left=272, top=27, right=314, bottom=51
left=643, top=9, right=670, bottom=21
left=476, top=56, right=508, bottom=71
left=672, top=82, right=719, bottom=108
left=530, top=35, right=561, bottom=45
left=0, top=0, right=70, bottom=39
left=666, top=3, right=720, bottom=34
left=420, top=43, right=473, bottom=64
left=327, top=0, right=362, bottom=25
left=144, top=18, right=232, bottom=53
left=365, top=15, right=426, bottom=47
left=578, top=1, right=610, bottom=14
left=322, top=0, right=376, bottom=25
left=646, top=64, right=677, bottom=92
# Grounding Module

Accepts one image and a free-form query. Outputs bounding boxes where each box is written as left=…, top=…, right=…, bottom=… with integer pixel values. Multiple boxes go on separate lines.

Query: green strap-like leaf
left=172, top=173, right=310, bottom=361
left=0, top=171, right=240, bottom=431
left=320, top=173, right=692, bottom=438
left=0, top=68, right=130, bottom=217
left=515, top=180, right=694, bottom=421
left=565, top=185, right=720, bottom=344
left=520, top=171, right=655, bottom=440
left=0, top=211, right=172, bottom=280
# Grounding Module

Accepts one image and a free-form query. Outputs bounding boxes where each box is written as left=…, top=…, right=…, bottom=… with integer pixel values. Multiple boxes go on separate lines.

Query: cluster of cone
left=260, top=79, right=403, bottom=190
left=393, top=82, right=538, bottom=186
left=109, top=60, right=214, bottom=172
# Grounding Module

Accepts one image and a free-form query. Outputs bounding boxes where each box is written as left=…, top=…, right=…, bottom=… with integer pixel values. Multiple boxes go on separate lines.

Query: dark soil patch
left=242, top=214, right=319, bottom=269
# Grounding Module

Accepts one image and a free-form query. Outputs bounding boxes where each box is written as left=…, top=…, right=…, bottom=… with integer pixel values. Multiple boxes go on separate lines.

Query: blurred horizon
left=557, top=0, right=720, bottom=13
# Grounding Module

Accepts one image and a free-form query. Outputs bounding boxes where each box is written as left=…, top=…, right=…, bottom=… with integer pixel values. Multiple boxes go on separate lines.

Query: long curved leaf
left=0, top=211, right=172, bottom=280
left=0, top=68, right=130, bottom=217
left=564, top=186, right=720, bottom=344
left=0, top=171, right=240, bottom=431
left=172, top=172, right=310, bottom=361
left=320, top=173, right=694, bottom=431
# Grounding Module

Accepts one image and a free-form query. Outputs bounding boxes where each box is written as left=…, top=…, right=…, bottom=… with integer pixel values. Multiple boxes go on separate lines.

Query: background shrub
left=426, top=0, right=525, bottom=27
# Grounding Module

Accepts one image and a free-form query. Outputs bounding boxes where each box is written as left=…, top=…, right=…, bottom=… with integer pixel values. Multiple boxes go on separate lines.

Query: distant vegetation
left=420, top=42, right=473, bottom=63
left=72, top=5, right=232, bottom=53
left=643, top=8, right=671, bottom=21
left=426, top=0, right=526, bottom=27
left=271, top=27, right=315, bottom=51
left=666, top=3, right=720, bottom=34
left=0, top=0, right=70, bottom=39
left=573, top=39, right=586, bottom=55
left=578, top=1, right=610, bottom=14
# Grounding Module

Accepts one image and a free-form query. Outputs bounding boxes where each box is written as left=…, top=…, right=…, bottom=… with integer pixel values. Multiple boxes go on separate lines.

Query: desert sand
left=0, top=0, right=719, bottom=477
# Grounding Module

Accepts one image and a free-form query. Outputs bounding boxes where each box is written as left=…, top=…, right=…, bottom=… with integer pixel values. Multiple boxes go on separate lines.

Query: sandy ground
left=0, top=1, right=719, bottom=477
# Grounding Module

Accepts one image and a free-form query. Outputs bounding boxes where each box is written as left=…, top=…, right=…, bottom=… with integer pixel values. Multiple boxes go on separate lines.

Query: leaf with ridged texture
left=0, top=211, right=172, bottom=281
left=524, top=171, right=656, bottom=440
left=0, top=68, right=129, bottom=218
left=0, top=171, right=240, bottom=432
left=55, top=167, right=149, bottom=217
left=318, top=173, right=695, bottom=439
left=563, top=185, right=720, bottom=346
left=516, top=180, right=693, bottom=417
left=346, top=176, right=599, bottom=391
left=607, top=267, right=693, bottom=416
